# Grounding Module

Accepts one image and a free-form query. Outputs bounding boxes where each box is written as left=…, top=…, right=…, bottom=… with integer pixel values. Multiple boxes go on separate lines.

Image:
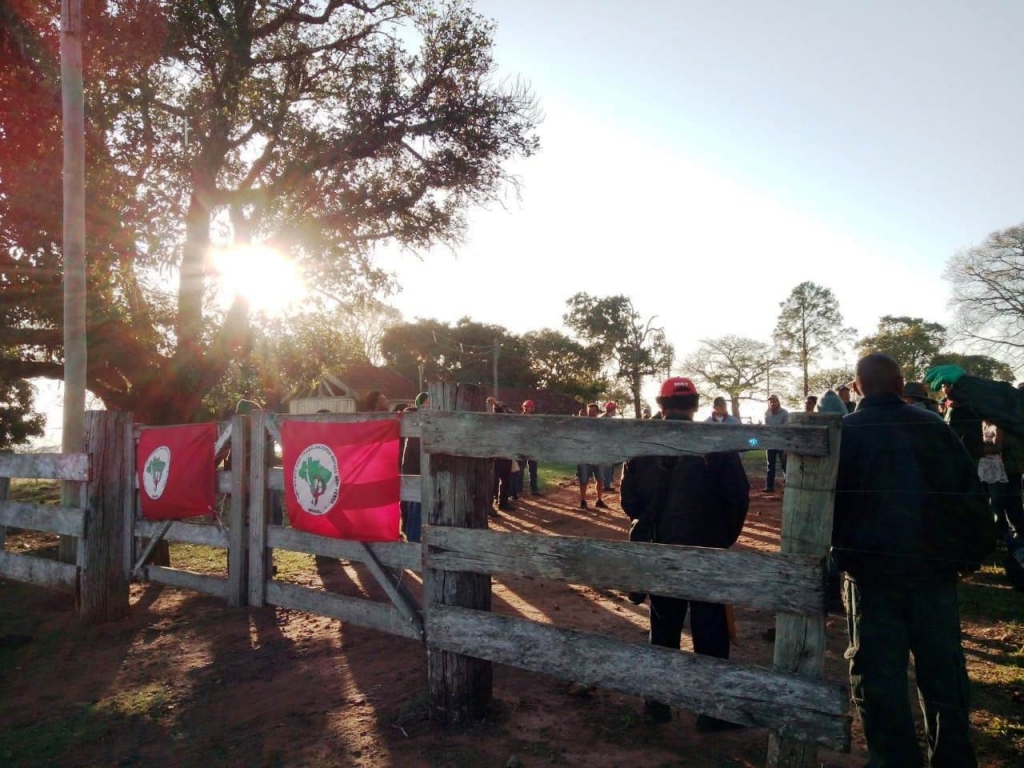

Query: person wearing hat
left=620, top=377, right=750, bottom=729
left=837, top=384, right=856, bottom=414
left=900, top=381, right=942, bottom=418
left=601, top=401, right=621, bottom=491
left=577, top=402, right=608, bottom=510
left=705, top=396, right=740, bottom=424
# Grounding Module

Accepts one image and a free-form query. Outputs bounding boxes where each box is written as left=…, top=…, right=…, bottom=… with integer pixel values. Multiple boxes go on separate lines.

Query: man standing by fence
left=835, top=353, right=994, bottom=767
left=763, top=394, right=788, bottom=493
left=621, top=377, right=749, bottom=730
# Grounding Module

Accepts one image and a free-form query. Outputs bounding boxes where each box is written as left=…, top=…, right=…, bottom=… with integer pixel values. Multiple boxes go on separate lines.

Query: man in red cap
left=621, top=376, right=750, bottom=729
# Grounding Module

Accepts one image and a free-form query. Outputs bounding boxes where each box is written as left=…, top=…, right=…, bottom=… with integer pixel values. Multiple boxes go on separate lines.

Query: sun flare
left=211, top=243, right=305, bottom=317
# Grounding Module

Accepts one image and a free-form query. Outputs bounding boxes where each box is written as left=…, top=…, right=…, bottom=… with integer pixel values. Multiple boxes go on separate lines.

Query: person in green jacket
left=926, top=366, right=1024, bottom=533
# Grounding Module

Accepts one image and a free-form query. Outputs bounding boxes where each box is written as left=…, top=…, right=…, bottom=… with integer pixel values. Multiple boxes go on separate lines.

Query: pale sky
left=32, top=1, right=1024, bottom=441
left=378, top=0, right=1024, bottom=372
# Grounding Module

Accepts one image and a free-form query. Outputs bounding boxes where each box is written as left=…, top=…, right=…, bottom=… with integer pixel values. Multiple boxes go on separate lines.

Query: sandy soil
left=0, top=473, right=1018, bottom=768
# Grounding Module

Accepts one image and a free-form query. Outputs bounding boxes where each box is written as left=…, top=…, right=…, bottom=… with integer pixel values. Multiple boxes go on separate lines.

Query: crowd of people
left=363, top=355, right=1022, bottom=763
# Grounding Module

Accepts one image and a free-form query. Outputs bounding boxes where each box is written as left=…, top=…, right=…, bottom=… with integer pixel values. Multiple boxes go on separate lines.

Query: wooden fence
left=0, top=387, right=848, bottom=768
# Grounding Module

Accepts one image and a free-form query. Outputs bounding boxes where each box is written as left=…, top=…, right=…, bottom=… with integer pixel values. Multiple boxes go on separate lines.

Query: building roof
left=290, top=365, right=420, bottom=405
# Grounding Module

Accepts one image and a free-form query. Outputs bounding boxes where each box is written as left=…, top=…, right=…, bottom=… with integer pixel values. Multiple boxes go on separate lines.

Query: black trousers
left=649, top=594, right=729, bottom=660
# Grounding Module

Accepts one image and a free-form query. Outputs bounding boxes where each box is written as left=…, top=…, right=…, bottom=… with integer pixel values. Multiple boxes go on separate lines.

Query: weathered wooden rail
left=1, top=394, right=847, bottom=767
left=0, top=411, right=131, bottom=623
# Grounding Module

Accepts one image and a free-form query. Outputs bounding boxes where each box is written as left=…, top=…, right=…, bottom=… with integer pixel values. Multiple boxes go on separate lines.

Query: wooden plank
left=423, top=528, right=825, bottom=616
left=248, top=411, right=269, bottom=607
left=122, top=418, right=136, bottom=578
left=142, top=565, right=230, bottom=599
left=357, top=542, right=423, bottom=639
left=227, top=414, right=248, bottom=607
left=423, top=381, right=493, bottom=724
left=135, top=518, right=229, bottom=548
left=265, top=414, right=282, bottom=446
left=280, top=411, right=421, bottom=438
left=132, top=519, right=173, bottom=579
left=427, top=605, right=850, bottom=751
left=266, top=526, right=422, bottom=572
left=768, top=413, right=845, bottom=768
left=266, top=580, right=421, bottom=641
left=418, top=412, right=830, bottom=463
left=0, top=501, right=88, bottom=538
left=0, top=452, right=90, bottom=481
left=266, top=469, right=420, bottom=504
left=0, top=550, right=79, bottom=592
left=80, top=411, right=131, bottom=624
left=0, top=476, right=8, bottom=550
left=214, top=422, right=232, bottom=458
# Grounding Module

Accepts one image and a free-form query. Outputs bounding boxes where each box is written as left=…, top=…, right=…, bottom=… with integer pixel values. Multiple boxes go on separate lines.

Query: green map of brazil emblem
left=293, top=444, right=341, bottom=515
left=143, top=446, right=172, bottom=500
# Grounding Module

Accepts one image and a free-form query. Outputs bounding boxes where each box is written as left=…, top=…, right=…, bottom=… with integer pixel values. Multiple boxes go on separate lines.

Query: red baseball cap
left=604, top=401, right=617, bottom=410
left=521, top=399, right=535, bottom=410
left=659, top=377, right=697, bottom=399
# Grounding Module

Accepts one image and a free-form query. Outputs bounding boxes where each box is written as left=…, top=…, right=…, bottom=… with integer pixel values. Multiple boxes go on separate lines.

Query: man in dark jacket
left=621, top=376, right=750, bottom=730
left=836, top=354, right=993, bottom=768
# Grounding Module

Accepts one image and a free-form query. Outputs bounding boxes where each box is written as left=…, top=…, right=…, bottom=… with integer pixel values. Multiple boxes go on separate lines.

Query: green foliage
left=773, top=282, right=855, bottom=397
left=806, top=366, right=856, bottom=394
left=857, top=316, right=946, bottom=381
left=379, top=317, right=537, bottom=390
left=0, top=375, right=45, bottom=450
left=522, top=329, right=607, bottom=402
left=298, top=457, right=332, bottom=504
left=930, top=353, right=1015, bottom=382
left=563, top=293, right=674, bottom=416
left=0, top=0, right=539, bottom=423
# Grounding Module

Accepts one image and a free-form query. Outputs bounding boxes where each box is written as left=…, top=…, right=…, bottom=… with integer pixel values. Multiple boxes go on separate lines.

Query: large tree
left=856, top=316, right=946, bottom=382
left=379, top=317, right=535, bottom=390
left=563, top=293, right=674, bottom=416
left=522, top=329, right=606, bottom=403
left=773, top=282, right=855, bottom=397
left=683, top=336, right=784, bottom=417
left=0, top=0, right=539, bottom=423
left=946, top=223, right=1024, bottom=368
left=930, top=353, right=1014, bottom=383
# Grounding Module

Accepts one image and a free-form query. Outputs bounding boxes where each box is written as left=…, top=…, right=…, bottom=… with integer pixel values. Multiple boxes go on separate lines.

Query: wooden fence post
left=423, top=382, right=493, bottom=724
left=79, top=410, right=131, bottom=624
left=248, top=410, right=269, bottom=607
left=768, top=412, right=844, bottom=767
left=228, top=413, right=249, bottom=607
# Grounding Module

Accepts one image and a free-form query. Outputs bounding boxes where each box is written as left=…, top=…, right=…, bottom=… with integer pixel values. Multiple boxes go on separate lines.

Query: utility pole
left=492, top=338, right=500, bottom=402
left=60, top=0, right=87, bottom=563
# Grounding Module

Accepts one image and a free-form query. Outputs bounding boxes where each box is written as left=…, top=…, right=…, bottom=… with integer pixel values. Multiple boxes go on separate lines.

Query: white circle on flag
left=293, top=443, right=341, bottom=515
left=143, top=446, right=172, bottom=500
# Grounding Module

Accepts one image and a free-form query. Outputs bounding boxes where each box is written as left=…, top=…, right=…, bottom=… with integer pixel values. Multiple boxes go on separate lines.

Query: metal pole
left=492, top=338, right=499, bottom=402
left=60, top=0, right=87, bottom=564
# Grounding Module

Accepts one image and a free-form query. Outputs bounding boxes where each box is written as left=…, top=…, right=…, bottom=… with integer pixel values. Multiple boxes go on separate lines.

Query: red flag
left=282, top=419, right=401, bottom=541
left=137, top=423, right=217, bottom=521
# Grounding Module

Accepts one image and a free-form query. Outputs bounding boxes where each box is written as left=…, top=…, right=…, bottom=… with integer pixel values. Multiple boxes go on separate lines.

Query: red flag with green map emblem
left=136, top=423, right=217, bottom=520
left=282, top=419, right=401, bottom=541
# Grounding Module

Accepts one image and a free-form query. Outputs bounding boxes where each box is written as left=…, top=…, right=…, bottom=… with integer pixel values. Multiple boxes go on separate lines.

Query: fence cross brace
left=131, top=519, right=173, bottom=580
left=358, top=542, right=424, bottom=640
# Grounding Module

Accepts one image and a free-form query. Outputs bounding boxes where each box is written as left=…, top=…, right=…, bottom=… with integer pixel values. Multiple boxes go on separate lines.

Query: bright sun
left=211, top=243, right=306, bottom=317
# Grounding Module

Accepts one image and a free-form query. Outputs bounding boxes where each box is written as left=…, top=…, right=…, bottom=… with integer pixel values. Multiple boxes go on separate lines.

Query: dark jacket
left=621, top=417, right=750, bottom=549
left=949, top=375, right=1024, bottom=437
left=832, top=392, right=992, bottom=586
left=946, top=402, right=984, bottom=463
